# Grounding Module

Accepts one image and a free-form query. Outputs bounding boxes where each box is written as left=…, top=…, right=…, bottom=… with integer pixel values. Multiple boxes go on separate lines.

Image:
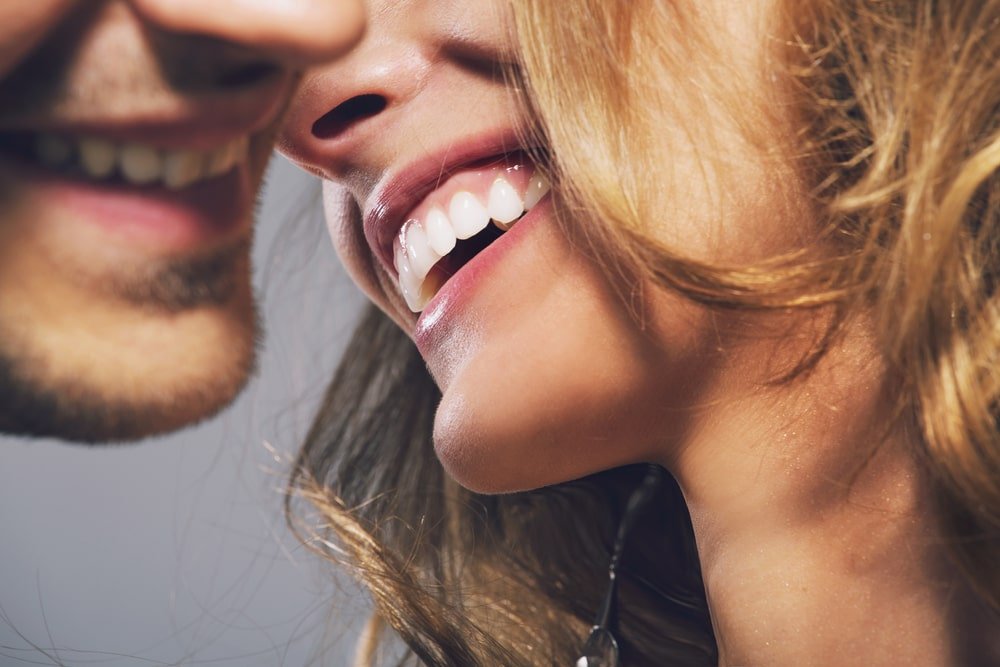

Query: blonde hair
left=289, top=0, right=1000, bottom=663
left=517, top=0, right=1000, bottom=609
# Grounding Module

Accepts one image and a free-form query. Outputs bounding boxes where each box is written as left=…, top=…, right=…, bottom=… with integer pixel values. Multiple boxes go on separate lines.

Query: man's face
left=0, top=0, right=363, bottom=442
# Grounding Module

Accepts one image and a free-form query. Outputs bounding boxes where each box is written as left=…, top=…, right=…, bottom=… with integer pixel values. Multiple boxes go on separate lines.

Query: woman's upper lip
left=362, top=128, right=529, bottom=281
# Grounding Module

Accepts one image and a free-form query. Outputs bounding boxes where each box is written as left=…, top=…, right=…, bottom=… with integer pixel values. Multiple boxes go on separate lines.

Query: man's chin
left=0, top=360, right=253, bottom=443
left=0, top=313, right=258, bottom=443
left=0, top=245, right=260, bottom=443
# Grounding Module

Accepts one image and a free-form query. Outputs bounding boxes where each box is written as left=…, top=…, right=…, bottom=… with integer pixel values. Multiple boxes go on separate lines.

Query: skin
left=0, top=0, right=364, bottom=441
left=280, top=0, right=1000, bottom=663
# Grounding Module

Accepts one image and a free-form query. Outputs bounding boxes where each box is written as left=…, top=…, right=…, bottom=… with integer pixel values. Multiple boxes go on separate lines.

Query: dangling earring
left=575, top=465, right=665, bottom=667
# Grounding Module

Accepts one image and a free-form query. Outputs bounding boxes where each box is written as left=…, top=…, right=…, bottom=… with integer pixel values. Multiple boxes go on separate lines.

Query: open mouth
left=392, top=154, right=551, bottom=312
left=0, top=130, right=248, bottom=190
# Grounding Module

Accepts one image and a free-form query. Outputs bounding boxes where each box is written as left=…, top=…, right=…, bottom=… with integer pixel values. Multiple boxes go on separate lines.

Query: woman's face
left=279, top=0, right=808, bottom=493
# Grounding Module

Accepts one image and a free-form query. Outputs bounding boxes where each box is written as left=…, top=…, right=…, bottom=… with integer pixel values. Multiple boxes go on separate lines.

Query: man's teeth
left=79, top=138, right=116, bottom=179
left=163, top=150, right=205, bottom=189
left=394, top=172, right=551, bottom=313
left=32, top=133, right=249, bottom=190
left=36, top=135, right=73, bottom=167
left=120, top=144, right=162, bottom=185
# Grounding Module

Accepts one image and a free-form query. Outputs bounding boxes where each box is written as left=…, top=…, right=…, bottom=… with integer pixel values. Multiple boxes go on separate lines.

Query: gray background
left=0, top=157, right=371, bottom=666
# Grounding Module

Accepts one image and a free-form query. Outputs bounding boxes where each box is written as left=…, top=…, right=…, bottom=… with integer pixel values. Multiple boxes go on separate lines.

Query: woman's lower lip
left=0, top=154, right=252, bottom=253
left=413, top=198, right=551, bottom=352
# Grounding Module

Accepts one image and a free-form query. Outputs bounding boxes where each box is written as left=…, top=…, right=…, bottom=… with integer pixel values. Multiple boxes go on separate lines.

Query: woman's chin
left=430, top=369, right=659, bottom=495
left=431, top=390, right=539, bottom=494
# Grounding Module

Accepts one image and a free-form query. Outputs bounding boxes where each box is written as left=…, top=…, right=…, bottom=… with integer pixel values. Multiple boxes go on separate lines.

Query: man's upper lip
left=0, top=76, right=292, bottom=151
left=363, top=129, right=528, bottom=280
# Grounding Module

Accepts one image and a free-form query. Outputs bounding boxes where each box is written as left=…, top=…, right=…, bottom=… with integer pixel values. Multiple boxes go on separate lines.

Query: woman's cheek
left=322, top=182, right=387, bottom=307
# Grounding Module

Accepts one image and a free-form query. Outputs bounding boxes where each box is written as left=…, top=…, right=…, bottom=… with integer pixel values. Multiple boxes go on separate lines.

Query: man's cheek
left=0, top=0, right=77, bottom=79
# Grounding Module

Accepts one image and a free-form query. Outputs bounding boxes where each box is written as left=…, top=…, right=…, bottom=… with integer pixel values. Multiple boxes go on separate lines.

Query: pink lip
left=363, top=129, right=532, bottom=282
left=0, top=154, right=251, bottom=252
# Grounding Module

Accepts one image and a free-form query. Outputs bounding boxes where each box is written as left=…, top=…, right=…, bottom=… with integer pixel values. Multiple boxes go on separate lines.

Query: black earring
left=575, top=465, right=664, bottom=667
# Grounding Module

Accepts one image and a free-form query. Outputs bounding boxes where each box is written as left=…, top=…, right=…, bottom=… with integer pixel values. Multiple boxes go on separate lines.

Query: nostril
left=311, top=94, right=388, bottom=140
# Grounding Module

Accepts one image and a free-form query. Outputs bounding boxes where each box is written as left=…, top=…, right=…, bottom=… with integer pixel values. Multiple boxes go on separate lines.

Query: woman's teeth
left=487, top=177, right=523, bottom=228
left=394, top=172, right=551, bottom=313
left=33, top=133, right=250, bottom=189
left=449, top=190, right=491, bottom=239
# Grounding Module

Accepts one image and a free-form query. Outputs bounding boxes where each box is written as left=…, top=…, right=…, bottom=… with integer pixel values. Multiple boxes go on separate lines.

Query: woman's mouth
left=391, top=155, right=550, bottom=312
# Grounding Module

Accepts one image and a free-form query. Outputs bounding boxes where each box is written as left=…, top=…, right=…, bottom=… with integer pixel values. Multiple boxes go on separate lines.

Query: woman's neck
left=663, top=319, right=1000, bottom=666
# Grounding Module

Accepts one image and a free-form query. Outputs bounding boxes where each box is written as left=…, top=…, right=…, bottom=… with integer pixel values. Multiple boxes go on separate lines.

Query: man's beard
left=0, top=241, right=260, bottom=443
left=110, top=239, right=251, bottom=312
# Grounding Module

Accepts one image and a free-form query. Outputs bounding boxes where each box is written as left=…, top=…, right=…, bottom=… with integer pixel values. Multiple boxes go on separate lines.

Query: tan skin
left=280, top=0, right=1000, bottom=663
left=0, top=0, right=364, bottom=440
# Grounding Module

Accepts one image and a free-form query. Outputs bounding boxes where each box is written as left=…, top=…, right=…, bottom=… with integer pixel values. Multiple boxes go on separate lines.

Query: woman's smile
left=364, top=143, right=550, bottom=315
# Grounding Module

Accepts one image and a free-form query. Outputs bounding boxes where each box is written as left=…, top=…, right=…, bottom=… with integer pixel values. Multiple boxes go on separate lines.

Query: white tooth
left=163, top=149, right=205, bottom=190
left=78, top=137, right=117, bottom=179
left=487, top=176, right=524, bottom=225
left=207, top=138, right=245, bottom=178
left=401, top=262, right=424, bottom=312
left=394, top=238, right=423, bottom=312
left=523, top=173, right=551, bottom=210
left=120, top=143, right=163, bottom=185
left=402, top=282, right=422, bottom=312
left=36, top=134, right=72, bottom=167
left=448, top=191, right=490, bottom=239
left=402, top=280, right=422, bottom=312
left=404, top=220, right=441, bottom=280
left=424, top=207, right=456, bottom=256
left=400, top=259, right=423, bottom=297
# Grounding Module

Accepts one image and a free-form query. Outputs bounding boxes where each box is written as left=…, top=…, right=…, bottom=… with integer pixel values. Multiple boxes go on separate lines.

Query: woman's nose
left=129, top=0, right=366, bottom=66
left=278, top=34, right=430, bottom=175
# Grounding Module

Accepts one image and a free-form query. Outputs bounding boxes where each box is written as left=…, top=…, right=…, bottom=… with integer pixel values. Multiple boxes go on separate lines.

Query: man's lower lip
left=0, top=156, right=251, bottom=251
left=413, top=199, right=550, bottom=352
